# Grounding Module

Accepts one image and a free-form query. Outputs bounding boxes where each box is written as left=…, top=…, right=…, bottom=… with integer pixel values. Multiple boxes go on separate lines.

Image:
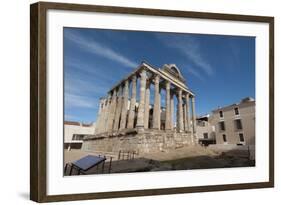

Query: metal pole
left=108, top=157, right=113, bottom=173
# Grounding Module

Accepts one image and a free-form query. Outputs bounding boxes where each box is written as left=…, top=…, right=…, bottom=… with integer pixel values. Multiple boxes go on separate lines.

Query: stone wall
left=81, top=130, right=194, bottom=154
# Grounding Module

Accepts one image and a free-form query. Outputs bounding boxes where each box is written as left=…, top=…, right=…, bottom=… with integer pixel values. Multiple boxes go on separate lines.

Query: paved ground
left=64, top=146, right=255, bottom=176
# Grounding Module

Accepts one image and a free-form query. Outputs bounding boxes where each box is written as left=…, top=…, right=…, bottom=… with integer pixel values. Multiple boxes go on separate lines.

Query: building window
left=234, top=107, right=239, bottom=115
left=223, top=134, right=227, bottom=142
left=219, top=121, right=225, bottom=131
left=203, top=133, right=208, bottom=139
left=234, top=119, right=243, bottom=130
left=219, top=110, right=223, bottom=118
left=72, top=134, right=85, bottom=141
left=239, top=133, right=245, bottom=142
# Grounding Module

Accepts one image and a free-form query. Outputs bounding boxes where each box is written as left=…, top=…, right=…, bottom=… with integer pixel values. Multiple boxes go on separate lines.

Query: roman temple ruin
left=82, top=62, right=197, bottom=153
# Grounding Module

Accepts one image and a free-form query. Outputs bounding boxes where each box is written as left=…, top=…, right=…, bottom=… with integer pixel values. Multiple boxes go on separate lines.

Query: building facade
left=196, top=115, right=216, bottom=146
left=82, top=62, right=197, bottom=153
left=212, top=97, right=255, bottom=146
left=64, top=121, right=95, bottom=149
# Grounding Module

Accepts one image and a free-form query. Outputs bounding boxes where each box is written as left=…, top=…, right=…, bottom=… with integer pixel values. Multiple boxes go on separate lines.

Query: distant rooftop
left=212, top=97, right=255, bottom=113
left=241, top=97, right=255, bottom=103
left=64, top=121, right=94, bottom=127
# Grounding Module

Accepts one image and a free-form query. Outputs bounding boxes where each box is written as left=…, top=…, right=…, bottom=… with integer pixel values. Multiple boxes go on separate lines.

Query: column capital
left=154, top=74, right=160, bottom=83
left=177, top=88, right=183, bottom=99
left=124, top=79, right=129, bottom=86
left=191, top=96, right=195, bottom=102
left=112, top=88, right=117, bottom=95
left=140, top=69, right=147, bottom=76
left=165, top=81, right=171, bottom=88
left=131, top=74, right=137, bottom=82
left=117, top=85, right=123, bottom=96
left=177, top=87, right=182, bottom=92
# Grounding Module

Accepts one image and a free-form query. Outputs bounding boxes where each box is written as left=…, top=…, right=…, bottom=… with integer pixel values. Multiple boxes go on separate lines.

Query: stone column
left=183, top=102, right=187, bottom=131
left=136, top=70, right=147, bottom=130
left=144, top=82, right=150, bottom=129
left=113, top=86, right=123, bottom=131
left=152, top=75, right=160, bottom=129
left=165, top=82, right=171, bottom=130
left=127, top=75, right=137, bottom=129
left=191, top=96, right=197, bottom=133
left=185, top=93, right=191, bottom=132
left=170, top=93, right=174, bottom=130
left=103, top=95, right=111, bottom=132
left=94, top=99, right=102, bottom=134
left=98, top=100, right=102, bottom=115
left=120, top=80, right=129, bottom=130
left=99, top=98, right=106, bottom=133
left=177, top=89, right=184, bottom=132
left=107, top=89, right=117, bottom=132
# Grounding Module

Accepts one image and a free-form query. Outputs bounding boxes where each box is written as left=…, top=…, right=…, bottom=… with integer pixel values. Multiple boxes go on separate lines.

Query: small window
left=219, top=121, right=225, bottom=131
left=219, top=111, right=223, bottom=118
left=234, top=119, right=243, bottom=130
left=234, top=107, right=239, bottom=115
left=223, top=134, right=227, bottom=142
left=203, top=133, right=208, bottom=139
left=239, top=133, right=245, bottom=142
left=72, top=134, right=85, bottom=141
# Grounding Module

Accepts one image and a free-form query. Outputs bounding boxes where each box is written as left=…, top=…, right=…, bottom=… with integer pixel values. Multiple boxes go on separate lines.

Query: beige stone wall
left=64, top=123, right=96, bottom=143
left=213, top=102, right=255, bottom=145
left=196, top=121, right=216, bottom=140
left=81, top=131, right=193, bottom=154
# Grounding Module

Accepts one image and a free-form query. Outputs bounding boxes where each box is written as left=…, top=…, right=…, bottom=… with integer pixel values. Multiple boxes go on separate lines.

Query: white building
left=64, top=121, right=95, bottom=149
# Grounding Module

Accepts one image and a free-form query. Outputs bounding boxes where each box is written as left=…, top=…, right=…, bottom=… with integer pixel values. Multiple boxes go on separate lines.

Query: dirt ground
left=64, top=145, right=255, bottom=176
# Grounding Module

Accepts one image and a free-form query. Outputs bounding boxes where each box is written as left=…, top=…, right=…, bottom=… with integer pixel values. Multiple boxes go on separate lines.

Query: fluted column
left=103, top=95, right=111, bottom=132
left=107, top=89, right=117, bottom=132
left=120, top=80, right=129, bottom=130
left=191, top=96, right=196, bottom=133
left=152, top=75, right=160, bottom=129
left=127, top=75, right=137, bottom=128
left=170, top=93, right=174, bottom=130
left=136, top=70, right=147, bottom=130
left=177, top=89, right=184, bottom=132
left=165, top=82, right=171, bottom=130
left=95, top=99, right=102, bottom=134
left=185, top=93, right=191, bottom=132
left=144, top=82, right=150, bottom=129
left=99, top=98, right=106, bottom=133
left=113, top=86, right=123, bottom=131
left=183, top=102, right=187, bottom=131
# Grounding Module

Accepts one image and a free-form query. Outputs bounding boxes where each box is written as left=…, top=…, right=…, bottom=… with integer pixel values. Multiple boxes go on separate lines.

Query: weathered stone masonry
left=82, top=62, right=197, bottom=153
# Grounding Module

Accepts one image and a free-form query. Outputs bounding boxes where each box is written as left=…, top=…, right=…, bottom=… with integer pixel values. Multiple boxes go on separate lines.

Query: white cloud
left=64, top=58, right=116, bottom=83
left=155, top=34, right=214, bottom=76
left=188, top=68, right=205, bottom=81
left=65, top=30, right=138, bottom=68
left=65, top=93, right=98, bottom=109
left=65, top=77, right=107, bottom=95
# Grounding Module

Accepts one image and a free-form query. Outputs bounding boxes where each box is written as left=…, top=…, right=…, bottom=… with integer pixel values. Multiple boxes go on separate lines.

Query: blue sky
left=64, top=27, right=255, bottom=123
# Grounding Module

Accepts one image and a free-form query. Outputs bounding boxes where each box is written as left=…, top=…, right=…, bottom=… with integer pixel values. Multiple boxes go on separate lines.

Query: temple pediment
left=162, top=64, right=185, bottom=83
